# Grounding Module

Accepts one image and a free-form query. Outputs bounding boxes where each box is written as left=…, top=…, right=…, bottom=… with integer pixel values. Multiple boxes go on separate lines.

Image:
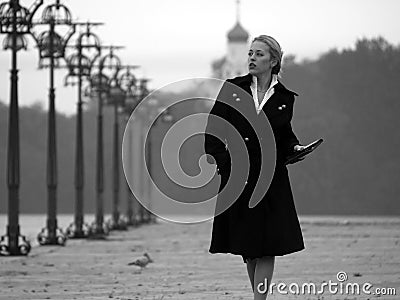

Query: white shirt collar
left=250, top=74, right=279, bottom=114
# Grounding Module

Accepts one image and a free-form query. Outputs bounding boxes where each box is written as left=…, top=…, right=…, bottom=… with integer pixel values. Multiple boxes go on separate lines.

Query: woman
left=205, top=35, right=306, bottom=299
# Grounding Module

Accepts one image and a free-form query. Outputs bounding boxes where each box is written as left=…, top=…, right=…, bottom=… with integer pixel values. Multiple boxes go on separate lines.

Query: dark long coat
left=204, top=73, right=304, bottom=261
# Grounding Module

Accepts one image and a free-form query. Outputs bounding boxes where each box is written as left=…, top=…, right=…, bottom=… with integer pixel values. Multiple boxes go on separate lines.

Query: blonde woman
left=205, top=35, right=306, bottom=299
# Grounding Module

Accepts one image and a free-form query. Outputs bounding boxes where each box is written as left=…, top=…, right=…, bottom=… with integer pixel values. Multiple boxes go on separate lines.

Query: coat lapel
left=233, top=74, right=298, bottom=119
left=235, top=73, right=280, bottom=118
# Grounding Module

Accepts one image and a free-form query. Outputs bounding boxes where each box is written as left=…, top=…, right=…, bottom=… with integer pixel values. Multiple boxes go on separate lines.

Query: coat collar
left=230, top=73, right=299, bottom=96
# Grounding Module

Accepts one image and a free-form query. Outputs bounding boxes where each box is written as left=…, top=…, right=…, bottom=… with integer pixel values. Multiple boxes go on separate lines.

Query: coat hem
left=209, top=245, right=305, bottom=263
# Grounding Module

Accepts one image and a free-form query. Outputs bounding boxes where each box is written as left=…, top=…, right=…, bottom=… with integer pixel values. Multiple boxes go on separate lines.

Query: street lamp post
left=137, top=78, right=155, bottom=223
left=132, top=79, right=148, bottom=224
left=64, top=22, right=102, bottom=239
left=145, top=102, right=175, bottom=224
left=132, top=78, right=163, bottom=224
left=125, top=114, right=136, bottom=225
left=137, top=79, right=175, bottom=224
left=118, top=66, right=140, bottom=226
left=107, top=70, right=128, bottom=231
left=0, top=0, right=43, bottom=256
left=145, top=97, right=159, bottom=224
left=31, top=0, right=75, bottom=246
left=88, top=46, right=124, bottom=238
left=87, top=57, right=109, bottom=239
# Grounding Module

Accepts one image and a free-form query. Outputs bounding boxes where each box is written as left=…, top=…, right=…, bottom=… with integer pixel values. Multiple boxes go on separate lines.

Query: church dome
left=227, top=21, right=249, bottom=42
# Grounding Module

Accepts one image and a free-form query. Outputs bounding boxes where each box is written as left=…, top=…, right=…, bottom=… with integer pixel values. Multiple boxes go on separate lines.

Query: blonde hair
left=252, top=35, right=283, bottom=75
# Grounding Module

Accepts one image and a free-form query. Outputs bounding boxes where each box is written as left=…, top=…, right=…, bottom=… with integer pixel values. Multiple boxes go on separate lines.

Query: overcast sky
left=1, top=0, right=399, bottom=115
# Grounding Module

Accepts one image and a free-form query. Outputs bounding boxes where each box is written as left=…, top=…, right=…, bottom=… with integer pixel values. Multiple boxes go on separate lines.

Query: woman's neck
left=256, top=73, right=272, bottom=91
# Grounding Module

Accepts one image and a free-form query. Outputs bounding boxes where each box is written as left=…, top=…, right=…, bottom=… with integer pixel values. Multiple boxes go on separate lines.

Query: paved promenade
left=0, top=217, right=399, bottom=299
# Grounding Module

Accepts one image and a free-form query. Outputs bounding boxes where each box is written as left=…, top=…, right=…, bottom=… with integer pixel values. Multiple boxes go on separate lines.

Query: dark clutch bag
left=285, top=138, right=323, bottom=165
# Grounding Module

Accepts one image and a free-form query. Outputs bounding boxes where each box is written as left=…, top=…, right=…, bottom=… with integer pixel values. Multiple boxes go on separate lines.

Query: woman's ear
left=271, top=59, right=278, bottom=68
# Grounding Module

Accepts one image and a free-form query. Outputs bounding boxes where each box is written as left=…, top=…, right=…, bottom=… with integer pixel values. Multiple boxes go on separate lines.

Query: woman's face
left=248, top=41, right=276, bottom=76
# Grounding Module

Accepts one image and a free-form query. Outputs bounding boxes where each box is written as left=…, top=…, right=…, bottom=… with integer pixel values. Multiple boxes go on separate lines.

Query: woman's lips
left=249, top=63, right=256, bottom=68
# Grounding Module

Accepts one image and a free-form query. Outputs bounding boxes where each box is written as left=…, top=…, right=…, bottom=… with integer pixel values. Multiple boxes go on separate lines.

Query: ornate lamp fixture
left=87, top=46, right=124, bottom=238
left=64, top=22, right=102, bottom=239
left=31, top=0, right=75, bottom=247
left=0, top=0, right=43, bottom=256
left=106, top=62, right=130, bottom=231
left=117, top=66, right=141, bottom=226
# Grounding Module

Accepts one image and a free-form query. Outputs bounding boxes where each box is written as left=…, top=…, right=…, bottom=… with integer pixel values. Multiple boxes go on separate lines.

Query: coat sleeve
left=282, top=94, right=301, bottom=157
left=204, top=80, right=231, bottom=169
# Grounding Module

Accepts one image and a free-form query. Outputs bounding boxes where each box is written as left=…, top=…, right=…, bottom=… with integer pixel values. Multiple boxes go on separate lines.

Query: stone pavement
left=0, top=217, right=399, bottom=299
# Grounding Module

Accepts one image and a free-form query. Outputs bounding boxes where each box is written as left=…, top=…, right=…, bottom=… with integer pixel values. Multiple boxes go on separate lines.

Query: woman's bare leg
left=253, top=256, right=275, bottom=300
left=246, top=258, right=257, bottom=291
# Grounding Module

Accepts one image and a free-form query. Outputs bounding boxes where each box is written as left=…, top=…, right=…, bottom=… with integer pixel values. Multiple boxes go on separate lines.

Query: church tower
left=212, top=0, right=250, bottom=79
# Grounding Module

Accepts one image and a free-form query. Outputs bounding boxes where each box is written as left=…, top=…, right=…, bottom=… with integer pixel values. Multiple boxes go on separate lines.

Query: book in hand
left=285, top=138, right=323, bottom=165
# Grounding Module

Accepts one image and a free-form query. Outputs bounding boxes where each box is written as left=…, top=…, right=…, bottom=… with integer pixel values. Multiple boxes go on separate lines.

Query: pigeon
left=128, top=252, right=153, bottom=268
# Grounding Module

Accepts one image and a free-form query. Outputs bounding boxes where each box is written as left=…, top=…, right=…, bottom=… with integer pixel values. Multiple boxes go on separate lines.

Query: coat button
left=244, top=137, right=249, bottom=141
left=245, top=181, right=248, bottom=185
left=232, top=93, right=237, bottom=97
left=235, top=97, right=240, bottom=102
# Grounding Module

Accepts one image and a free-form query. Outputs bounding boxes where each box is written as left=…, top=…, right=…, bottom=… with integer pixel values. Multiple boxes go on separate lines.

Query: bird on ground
left=128, top=252, right=153, bottom=268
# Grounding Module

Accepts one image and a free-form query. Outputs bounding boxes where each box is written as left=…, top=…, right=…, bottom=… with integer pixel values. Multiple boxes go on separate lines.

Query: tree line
left=1, top=36, right=399, bottom=215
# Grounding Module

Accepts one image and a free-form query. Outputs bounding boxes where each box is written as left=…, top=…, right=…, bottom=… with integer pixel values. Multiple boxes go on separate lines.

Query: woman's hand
left=288, top=144, right=306, bottom=163
left=293, top=144, right=307, bottom=151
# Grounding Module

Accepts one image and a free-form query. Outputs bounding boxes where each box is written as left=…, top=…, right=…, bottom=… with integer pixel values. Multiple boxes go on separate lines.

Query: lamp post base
left=37, top=226, right=67, bottom=246
left=0, top=229, right=31, bottom=256
left=126, top=216, right=140, bottom=227
left=88, top=221, right=109, bottom=240
left=106, top=216, right=128, bottom=231
left=149, top=214, right=158, bottom=224
left=141, top=210, right=157, bottom=224
left=65, top=222, right=90, bottom=239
